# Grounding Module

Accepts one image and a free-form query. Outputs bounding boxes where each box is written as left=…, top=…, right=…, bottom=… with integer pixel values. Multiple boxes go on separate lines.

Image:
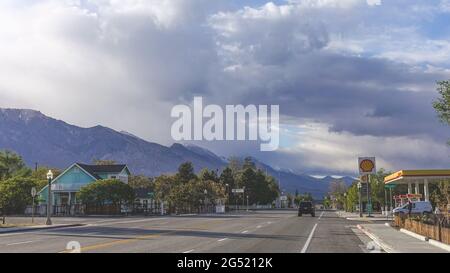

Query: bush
left=78, top=179, right=135, bottom=206
left=0, top=177, right=40, bottom=214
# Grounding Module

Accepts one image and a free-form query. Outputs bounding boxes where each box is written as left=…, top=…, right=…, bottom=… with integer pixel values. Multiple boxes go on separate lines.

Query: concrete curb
left=399, top=228, right=450, bottom=252
left=0, top=224, right=84, bottom=234
left=400, top=228, right=428, bottom=241
left=428, top=239, right=450, bottom=252
left=357, top=224, right=397, bottom=253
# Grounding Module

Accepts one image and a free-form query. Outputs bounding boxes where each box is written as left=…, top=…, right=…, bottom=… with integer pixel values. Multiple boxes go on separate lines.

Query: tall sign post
left=232, top=188, right=245, bottom=212
left=31, top=187, right=37, bottom=224
left=357, top=182, right=362, bottom=217
left=358, top=157, right=376, bottom=217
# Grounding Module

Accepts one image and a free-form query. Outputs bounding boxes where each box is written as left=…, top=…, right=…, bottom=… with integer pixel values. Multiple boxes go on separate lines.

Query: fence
left=394, top=214, right=450, bottom=245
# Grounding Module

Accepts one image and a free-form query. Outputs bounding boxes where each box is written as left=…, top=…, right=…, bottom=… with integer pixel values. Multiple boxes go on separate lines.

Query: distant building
left=38, top=163, right=131, bottom=206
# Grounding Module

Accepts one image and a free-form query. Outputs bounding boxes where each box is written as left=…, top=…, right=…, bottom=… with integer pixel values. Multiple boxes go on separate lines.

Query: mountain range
left=0, top=108, right=355, bottom=198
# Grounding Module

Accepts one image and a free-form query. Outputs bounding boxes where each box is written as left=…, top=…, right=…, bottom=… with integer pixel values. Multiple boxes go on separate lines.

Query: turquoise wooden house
left=38, top=163, right=131, bottom=206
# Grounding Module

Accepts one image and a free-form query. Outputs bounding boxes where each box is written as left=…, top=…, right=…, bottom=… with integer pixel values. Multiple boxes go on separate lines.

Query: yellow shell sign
left=358, top=157, right=376, bottom=175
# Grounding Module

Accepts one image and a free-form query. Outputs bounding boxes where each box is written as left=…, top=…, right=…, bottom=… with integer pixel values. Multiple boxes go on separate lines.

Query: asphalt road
left=0, top=210, right=371, bottom=253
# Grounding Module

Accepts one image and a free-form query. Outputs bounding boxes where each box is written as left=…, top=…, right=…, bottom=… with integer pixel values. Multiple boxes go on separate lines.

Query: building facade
left=38, top=163, right=131, bottom=206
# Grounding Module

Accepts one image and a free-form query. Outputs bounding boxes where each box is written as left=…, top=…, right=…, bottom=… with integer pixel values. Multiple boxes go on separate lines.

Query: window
left=110, top=175, right=117, bottom=179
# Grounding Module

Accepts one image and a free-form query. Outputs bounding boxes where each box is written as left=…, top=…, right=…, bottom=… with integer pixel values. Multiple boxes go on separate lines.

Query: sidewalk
left=0, top=223, right=84, bottom=234
left=337, top=211, right=393, bottom=222
left=358, top=223, right=448, bottom=253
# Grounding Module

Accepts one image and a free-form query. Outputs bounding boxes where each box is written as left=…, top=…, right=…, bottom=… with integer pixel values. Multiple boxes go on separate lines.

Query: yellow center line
left=59, top=218, right=227, bottom=253
left=59, top=231, right=178, bottom=253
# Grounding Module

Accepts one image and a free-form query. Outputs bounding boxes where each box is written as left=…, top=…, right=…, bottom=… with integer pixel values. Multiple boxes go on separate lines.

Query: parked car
left=392, top=201, right=432, bottom=215
left=298, top=201, right=315, bottom=217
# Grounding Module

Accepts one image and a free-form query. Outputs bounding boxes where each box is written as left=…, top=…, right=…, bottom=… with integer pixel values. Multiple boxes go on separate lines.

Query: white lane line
left=267, top=221, right=272, bottom=225
left=183, top=249, right=195, bottom=253
left=90, top=218, right=165, bottom=226
left=218, top=238, right=228, bottom=242
left=241, top=230, right=249, bottom=234
left=318, top=211, right=325, bottom=220
left=7, top=240, right=35, bottom=246
left=256, top=225, right=262, bottom=229
left=301, top=223, right=318, bottom=253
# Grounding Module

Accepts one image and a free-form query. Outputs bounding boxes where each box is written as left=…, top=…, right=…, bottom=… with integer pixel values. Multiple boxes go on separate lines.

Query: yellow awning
left=385, top=169, right=450, bottom=184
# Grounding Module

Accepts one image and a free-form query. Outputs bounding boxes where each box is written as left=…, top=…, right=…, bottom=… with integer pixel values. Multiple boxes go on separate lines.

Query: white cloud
left=0, top=0, right=449, bottom=175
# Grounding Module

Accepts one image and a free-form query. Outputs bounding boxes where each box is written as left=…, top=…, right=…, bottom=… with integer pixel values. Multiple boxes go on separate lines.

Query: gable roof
left=37, top=163, right=130, bottom=195
left=77, top=163, right=128, bottom=179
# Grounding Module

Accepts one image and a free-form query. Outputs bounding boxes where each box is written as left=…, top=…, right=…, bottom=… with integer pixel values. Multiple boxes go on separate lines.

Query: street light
left=46, top=170, right=53, bottom=225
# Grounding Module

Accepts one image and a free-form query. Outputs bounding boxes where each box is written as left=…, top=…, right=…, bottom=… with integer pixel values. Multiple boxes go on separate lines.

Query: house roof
left=37, top=163, right=130, bottom=195
left=77, top=163, right=128, bottom=179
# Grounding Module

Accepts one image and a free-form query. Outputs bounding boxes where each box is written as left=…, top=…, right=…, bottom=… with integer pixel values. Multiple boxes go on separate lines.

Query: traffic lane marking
left=6, top=240, right=36, bottom=246
left=183, top=249, right=195, bottom=253
left=318, top=211, right=325, bottom=220
left=301, top=223, right=318, bottom=253
left=59, top=230, right=178, bottom=253
left=58, top=219, right=226, bottom=253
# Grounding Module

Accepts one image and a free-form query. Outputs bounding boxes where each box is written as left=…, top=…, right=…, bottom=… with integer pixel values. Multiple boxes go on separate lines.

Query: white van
left=392, top=201, right=433, bottom=215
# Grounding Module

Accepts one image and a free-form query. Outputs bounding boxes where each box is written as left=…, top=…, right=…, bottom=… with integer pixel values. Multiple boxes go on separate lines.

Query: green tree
left=323, top=196, right=331, bottom=209
left=128, top=175, right=153, bottom=190
left=430, top=181, right=450, bottom=210
left=30, top=167, right=62, bottom=191
left=153, top=175, right=178, bottom=202
left=0, top=177, right=40, bottom=214
left=0, top=150, right=28, bottom=180
left=227, top=157, right=242, bottom=174
left=266, top=176, right=280, bottom=204
left=433, top=80, right=450, bottom=126
left=219, top=167, right=235, bottom=205
left=369, top=169, right=391, bottom=211
left=78, top=179, right=135, bottom=206
left=345, top=183, right=359, bottom=212
left=176, top=162, right=197, bottom=184
left=199, top=168, right=219, bottom=183
left=242, top=157, right=256, bottom=170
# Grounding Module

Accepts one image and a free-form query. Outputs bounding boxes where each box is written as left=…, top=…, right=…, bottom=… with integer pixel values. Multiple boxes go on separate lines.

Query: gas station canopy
left=384, top=170, right=450, bottom=184
left=384, top=169, right=450, bottom=202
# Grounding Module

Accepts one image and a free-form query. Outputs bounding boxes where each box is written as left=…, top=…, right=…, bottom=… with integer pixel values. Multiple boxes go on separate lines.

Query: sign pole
left=31, top=187, right=36, bottom=224
left=389, top=187, right=393, bottom=212
left=358, top=182, right=362, bottom=217
left=367, top=174, right=371, bottom=217
left=32, top=195, right=35, bottom=224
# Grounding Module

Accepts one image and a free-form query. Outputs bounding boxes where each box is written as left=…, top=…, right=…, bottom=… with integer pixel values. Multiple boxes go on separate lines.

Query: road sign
left=31, top=187, right=37, bottom=197
left=384, top=184, right=396, bottom=189
left=280, top=196, right=288, bottom=201
left=358, top=157, right=376, bottom=175
left=232, top=189, right=244, bottom=193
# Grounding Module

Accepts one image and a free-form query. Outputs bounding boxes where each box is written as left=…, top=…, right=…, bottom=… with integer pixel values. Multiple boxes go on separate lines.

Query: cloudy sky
left=0, top=0, right=449, bottom=176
